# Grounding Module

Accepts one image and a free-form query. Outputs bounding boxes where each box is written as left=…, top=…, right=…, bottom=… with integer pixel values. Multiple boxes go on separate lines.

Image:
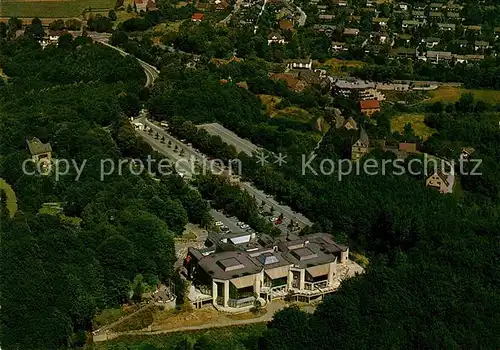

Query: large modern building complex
left=184, top=231, right=363, bottom=312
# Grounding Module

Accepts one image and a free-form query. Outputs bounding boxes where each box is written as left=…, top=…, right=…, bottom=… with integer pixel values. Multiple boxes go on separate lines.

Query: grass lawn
left=314, top=58, right=364, bottom=76
left=94, top=307, right=129, bottom=328
left=114, top=9, right=137, bottom=28
left=391, top=113, right=436, bottom=140
left=0, top=178, right=18, bottom=218
left=428, top=86, right=500, bottom=104
left=0, top=0, right=115, bottom=18
left=148, top=21, right=183, bottom=35
left=258, top=94, right=282, bottom=115
left=271, top=106, right=311, bottom=122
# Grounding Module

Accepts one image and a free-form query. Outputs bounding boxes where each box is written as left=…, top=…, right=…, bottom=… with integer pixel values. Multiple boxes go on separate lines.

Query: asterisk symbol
left=255, top=151, right=269, bottom=166
left=274, top=153, right=287, bottom=166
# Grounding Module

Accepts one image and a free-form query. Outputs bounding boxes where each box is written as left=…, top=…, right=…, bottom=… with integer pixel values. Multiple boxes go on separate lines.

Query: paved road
left=198, top=122, right=259, bottom=156
left=137, top=119, right=312, bottom=231
left=94, top=301, right=315, bottom=342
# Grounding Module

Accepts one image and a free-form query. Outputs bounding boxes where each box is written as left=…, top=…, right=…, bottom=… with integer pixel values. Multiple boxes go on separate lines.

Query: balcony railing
left=228, top=296, right=255, bottom=308
left=304, top=280, right=328, bottom=291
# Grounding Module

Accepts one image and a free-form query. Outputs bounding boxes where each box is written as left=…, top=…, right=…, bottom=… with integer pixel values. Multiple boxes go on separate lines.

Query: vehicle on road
left=215, top=221, right=223, bottom=227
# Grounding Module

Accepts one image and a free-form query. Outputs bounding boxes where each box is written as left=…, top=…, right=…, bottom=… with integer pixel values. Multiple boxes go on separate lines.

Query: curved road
left=98, top=41, right=160, bottom=87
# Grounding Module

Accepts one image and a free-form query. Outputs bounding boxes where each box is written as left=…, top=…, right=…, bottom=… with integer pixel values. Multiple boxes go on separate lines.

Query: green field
left=391, top=113, right=436, bottom=140
left=0, top=178, right=18, bottom=218
left=94, top=324, right=267, bottom=349
left=428, top=86, right=500, bottom=104
left=0, top=0, right=115, bottom=18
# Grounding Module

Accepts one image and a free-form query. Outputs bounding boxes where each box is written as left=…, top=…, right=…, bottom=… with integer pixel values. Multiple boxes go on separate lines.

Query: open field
left=0, top=0, right=115, bottom=18
left=0, top=178, right=18, bottom=218
left=314, top=58, right=364, bottom=76
left=258, top=94, right=282, bottom=115
left=271, top=106, right=311, bottom=122
left=428, top=86, right=500, bottom=104
left=391, top=113, right=436, bottom=140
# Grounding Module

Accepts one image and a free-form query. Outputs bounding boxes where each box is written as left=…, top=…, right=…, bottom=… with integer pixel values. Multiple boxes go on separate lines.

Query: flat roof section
left=197, top=123, right=259, bottom=156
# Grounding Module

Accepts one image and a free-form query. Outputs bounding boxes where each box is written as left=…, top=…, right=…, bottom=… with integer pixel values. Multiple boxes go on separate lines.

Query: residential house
left=319, top=14, right=336, bottom=21
left=331, top=41, right=348, bottom=51
left=460, top=147, right=475, bottom=160
left=447, top=4, right=462, bottom=12
left=146, top=0, right=158, bottom=11
left=402, top=20, right=425, bottom=28
left=426, top=170, right=454, bottom=194
left=279, top=19, right=293, bottom=31
left=429, top=3, right=443, bottom=11
left=214, top=0, right=229, bottom=11
left=446, top=11, right=461, bottom=20
left=464, top=25, right=481, bottom=34
left=390, top=47, right=417, bottom=59
left=455, top=54, right=484, bottom=63
left=360, top=99, right=381, bottom=116
left=426, top=51, right=453, bottom=63
left=236, top=81, right=249, bottom=89
left=412, top=10, right=426, bottom=19
left=27, top=137, right=52, bottom=173
left=314, top=24, right=336, bottom=35
left=343, top=117, right=358, bottom=130
left=191, top=13, right=205, bottom=22
left=474, top=41, right=490, bottom=51
left=438, top=23, right=455, bottom=31
left=285, top=59, right=313, bottom=70
left=454, top=39, right=468, bottom=48
left=268, top=31, right=286, bottom=45
left=413, top=3, right=426, bottom=10
left=398, top=2, right=410, bottom=11
left=135, top=0, right=148, bottom=12
left=343, top=28, right=360, bottom=36
left=429, top=11, right=444, bottom=20
left=495, top=27, right=500, bottom=40
left=398, top=142, right=418, bottom=154
left=425, top=37, right=440, bottom=48
left=317, top=5, right=328, bottom=12
left=372, top=17, right=389, bottom=27
left=351, top=128, right=369, bottom=161
left=397, top=33, right=412, bottom=45
left=333, top=0, right=348, bottom=6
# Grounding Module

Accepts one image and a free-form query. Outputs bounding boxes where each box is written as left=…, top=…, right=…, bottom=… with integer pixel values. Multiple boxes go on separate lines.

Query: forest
left=146, top=56, right=500, bottom=348
left=0, top=18, right=499, bottom=349
left=0, top=36, right=211, bottom=349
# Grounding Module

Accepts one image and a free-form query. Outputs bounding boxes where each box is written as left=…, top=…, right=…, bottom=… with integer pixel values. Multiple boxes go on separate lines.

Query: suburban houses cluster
left=309, top=0, right=500, bottom=63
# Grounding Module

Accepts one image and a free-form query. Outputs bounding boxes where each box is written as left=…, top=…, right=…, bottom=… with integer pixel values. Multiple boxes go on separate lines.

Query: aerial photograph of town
left=0, top=0, right=498, bottom=348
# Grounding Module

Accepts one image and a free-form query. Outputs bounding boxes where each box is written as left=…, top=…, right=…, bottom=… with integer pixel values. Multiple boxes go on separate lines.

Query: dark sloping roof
left=359, top=128, right=369, bottom=146
left=27, top=138, right=52, bottom=155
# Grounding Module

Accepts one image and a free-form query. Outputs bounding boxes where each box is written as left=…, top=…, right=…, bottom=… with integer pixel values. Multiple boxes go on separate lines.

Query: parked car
left=241, top=224, right=250, bottom=229
left=215, top=221, right=224, bottom=227
left=237, top=222, right=244, bottom=226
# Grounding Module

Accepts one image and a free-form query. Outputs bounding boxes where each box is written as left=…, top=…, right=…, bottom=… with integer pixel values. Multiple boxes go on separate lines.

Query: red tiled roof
left=192, top=13, right=205, bottom=20
left=399, top=142, right=417, bottom=153
left=360, top=99, right=380, bottom=110
left=279, top=20, right=293, bottom=31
